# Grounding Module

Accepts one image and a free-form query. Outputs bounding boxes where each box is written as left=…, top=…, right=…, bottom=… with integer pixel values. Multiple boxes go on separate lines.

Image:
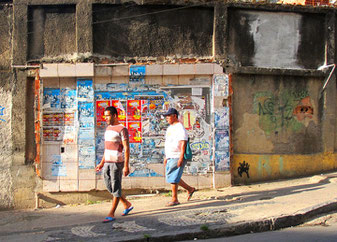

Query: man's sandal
left=102, top=216, right=115, bottom=223
left=187, top=188, right=196, bottom=201
left=122, top=206, right=134, bottom=216
left=166, top=201, right=180, bottom=206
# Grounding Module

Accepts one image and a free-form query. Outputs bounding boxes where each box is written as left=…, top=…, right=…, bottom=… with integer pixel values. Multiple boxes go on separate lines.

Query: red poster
left=53, top=127, right=63, bottom=141
left=53, top=113, right=64, bottom=126
left=96, top=100, right=110, bottom=126
left=127, top=100, right=141, bottom=121
left=64, top=112, right=75, bottom=126
left=43, top=113, right=53, bottom=126
left=111, top=100, right=126, bottom=121
left=127, top=121, right=142, bottom=143
left=43, top=127, right=53, bottom=141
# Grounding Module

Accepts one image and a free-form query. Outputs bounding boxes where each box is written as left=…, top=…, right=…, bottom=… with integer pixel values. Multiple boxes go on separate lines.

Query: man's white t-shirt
left=165, top=122, right=188, bottom=159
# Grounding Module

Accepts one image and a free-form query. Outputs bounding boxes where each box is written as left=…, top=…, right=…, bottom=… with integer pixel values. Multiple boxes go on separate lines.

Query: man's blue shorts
left=165, top=158, right=186, bottom=184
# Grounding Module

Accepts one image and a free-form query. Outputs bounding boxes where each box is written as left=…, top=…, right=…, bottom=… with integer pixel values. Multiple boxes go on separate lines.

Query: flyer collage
left=41, top=73, right=222, bottom=179
left=77, top=79, right=96, bottom=169
left=213, top=74, right=231, bottom=171
left=42, top=85, right=78, bottom=177
left=94, top=94, right=167, bottom=170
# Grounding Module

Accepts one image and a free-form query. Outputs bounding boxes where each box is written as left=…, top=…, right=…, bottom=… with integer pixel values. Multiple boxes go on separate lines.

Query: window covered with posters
left=39, top=64, right=230, bottom=192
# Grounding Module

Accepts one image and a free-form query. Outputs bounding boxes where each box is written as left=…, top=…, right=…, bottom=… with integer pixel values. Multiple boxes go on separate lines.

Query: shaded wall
left=27, top=5, right=76, bottom=60
left=93, top=4, right=214, bottom=57
left=0, top=4, right=11, bottom=70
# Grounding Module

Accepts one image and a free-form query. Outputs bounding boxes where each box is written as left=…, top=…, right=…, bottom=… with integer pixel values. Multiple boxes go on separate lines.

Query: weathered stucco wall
left=0, top=73, right=13, bottom=209
left=0, top=4, right=13, bottom=210
left=28, top=5, right=77, bottom=60
left=227, top=6, right=336, bottom=184
left=233, top=74, right=321, bottom=154
left=0, top=4, right=11, bottom=70
left=92, top=4, right=214, bottom=57
left=231, top=74, right=325, bottom=183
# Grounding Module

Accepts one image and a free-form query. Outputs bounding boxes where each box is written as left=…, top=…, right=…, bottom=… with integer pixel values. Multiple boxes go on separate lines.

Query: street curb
left=126, top=200, right=337, bottom=242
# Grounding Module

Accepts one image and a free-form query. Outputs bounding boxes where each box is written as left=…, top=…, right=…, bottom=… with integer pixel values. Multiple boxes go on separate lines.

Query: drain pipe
left=11, top=64, right=40, bottom=69
left=318, top=64, right=336, bottom=92
left=95, top=63, right=129, bottom=67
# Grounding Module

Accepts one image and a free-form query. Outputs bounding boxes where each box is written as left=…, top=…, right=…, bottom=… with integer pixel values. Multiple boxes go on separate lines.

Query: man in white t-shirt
left=163, top=108, right=196, bottom=206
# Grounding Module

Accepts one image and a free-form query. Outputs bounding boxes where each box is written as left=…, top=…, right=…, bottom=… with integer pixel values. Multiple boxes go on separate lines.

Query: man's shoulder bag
left=184, top=138, right=193, bottom=161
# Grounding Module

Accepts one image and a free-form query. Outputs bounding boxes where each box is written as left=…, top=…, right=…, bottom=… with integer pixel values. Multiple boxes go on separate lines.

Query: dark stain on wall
left=227, top=9, right=255, bottom=66
left=25, top=78, right=36, bottom=165
left=296, top=13, right=326, bottom=69
left=227, top=9, right=325, bottom=69
left=93, top=4, right=214, bottom=57
left=28, top=5, right=76, bottom=60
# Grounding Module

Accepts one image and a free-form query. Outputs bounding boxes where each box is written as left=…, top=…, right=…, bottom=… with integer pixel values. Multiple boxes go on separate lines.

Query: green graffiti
left=258, top=156, right=272, bottom=177
left=279, top=156, right=284, bottom=174
left=291, top=90, right=309, bottom=101
left=253, top=90, right=308, bottom=135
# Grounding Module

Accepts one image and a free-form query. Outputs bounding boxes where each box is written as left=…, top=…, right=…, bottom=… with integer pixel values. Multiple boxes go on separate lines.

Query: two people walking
left=96, top=106, right=195, bottom=222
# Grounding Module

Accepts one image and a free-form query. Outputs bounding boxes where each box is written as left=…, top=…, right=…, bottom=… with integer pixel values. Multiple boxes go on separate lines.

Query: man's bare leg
left=178, top=179, right=195, bottom=193
left=107, top=196, right=120, bottom=218
left=171, top=183, right=179, bottom=202
left=119, top=195, right=132, bottom=209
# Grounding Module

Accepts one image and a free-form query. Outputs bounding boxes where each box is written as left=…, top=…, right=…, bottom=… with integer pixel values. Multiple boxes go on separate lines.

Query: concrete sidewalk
left=1, top=172, right=337, bottom=241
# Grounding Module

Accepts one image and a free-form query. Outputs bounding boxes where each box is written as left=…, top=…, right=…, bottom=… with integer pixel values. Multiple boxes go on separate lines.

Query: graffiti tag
left=292, top=90, right=309, bottom=101
left=0, top=106, right=5, bottom=122
left=238, top=161, right=250, bottom=178
left=258, top=98, right=293, bottom=129
left=191, top=140, right=210, bottom=151
left=254, top=90, right=313, bottom=134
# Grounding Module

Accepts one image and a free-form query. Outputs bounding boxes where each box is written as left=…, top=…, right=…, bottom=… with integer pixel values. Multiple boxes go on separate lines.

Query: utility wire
left=92, top=1, right=216, bottom=25
left=4, top=1, right=217, bottom=35
left=0, top=2, right=133, bottom=29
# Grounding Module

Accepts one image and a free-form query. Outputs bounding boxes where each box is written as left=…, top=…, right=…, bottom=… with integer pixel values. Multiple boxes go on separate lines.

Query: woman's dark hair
left=105, top=106, right=118, bottom=116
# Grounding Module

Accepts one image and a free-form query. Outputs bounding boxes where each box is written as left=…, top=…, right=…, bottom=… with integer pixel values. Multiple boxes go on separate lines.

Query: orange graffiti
left=293, top=96, right=313, bottom=121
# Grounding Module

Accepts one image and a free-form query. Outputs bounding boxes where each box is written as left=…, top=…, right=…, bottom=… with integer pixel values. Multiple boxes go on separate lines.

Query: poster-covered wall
left=40, top=69, right=230, bottom=191
left=213, top=74, right=231, bottom=171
